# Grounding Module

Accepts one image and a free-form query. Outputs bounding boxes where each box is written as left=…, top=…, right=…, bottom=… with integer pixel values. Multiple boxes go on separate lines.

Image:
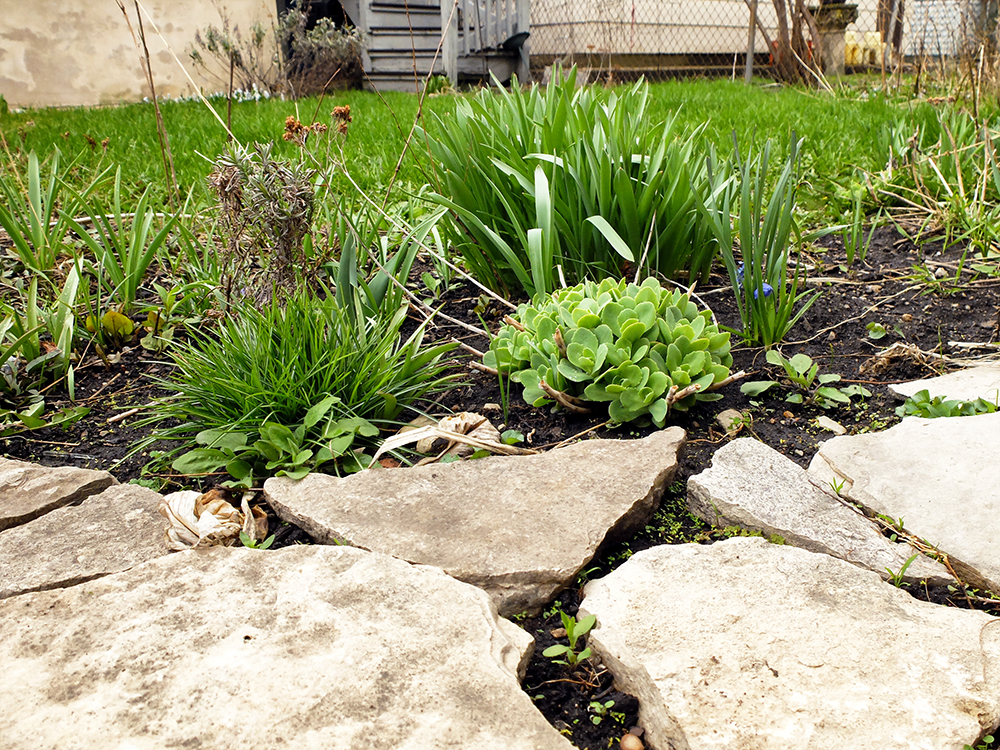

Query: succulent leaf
left=487, top=278, right=731, bottom=425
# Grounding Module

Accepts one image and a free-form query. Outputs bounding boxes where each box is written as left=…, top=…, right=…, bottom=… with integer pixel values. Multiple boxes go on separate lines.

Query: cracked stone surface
left=265, top=429, right=685, bottom=616
left=0, top=458, right=116, bottom=531
left=581, top=537, right=1000, bottom=750
left=687, top=438, right=951, bottom=586
left=0, top=545, right=573, bottom=750
left=809, top=412, right=1000, bottom=592
left=0, top=483, right=167, bottom=600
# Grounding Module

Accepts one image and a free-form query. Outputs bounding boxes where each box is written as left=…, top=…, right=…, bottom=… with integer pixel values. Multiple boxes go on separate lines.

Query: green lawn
left=1, top=77, right=951, bottom=224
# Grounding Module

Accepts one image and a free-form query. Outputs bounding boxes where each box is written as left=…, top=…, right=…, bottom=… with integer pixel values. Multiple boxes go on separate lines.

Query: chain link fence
left=527, top=1, right=995, bottom=81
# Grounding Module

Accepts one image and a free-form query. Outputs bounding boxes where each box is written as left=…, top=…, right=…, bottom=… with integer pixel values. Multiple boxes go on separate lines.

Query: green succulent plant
left=483, top=278, right=733, bottom=427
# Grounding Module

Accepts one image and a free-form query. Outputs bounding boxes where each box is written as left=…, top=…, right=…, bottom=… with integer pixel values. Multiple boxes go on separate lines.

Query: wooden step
left=370, top=1, right=441, bottom=13
left=367, top=30, right=444, bottom=54
left=367, top=51, right=446, bottom=75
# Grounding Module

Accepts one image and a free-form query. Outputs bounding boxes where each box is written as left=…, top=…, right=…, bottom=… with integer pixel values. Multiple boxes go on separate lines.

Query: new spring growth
left=736, top=262, right=774, bottom=300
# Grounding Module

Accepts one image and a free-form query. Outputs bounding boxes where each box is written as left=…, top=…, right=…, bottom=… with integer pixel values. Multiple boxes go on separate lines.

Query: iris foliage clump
left=420, top=66, right=724, bottom=297
left=485, top=277, right=732, bottom=426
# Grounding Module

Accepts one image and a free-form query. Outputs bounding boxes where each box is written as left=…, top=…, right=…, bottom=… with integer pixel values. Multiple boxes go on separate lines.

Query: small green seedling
left=501, top=429, right=525, bottom=445
left=588, top=699, right=615, bottom=725
left=885, top=553, right=918, bottom=588
left=876, top=512, right=906, bottom=541
left=239, top=531, right=275, bottom=550
left=963, top=734, right=994, bottom=750
left=828, top=477, right=848, bottom=495
left=741, top=349, right=871, bottom=409
left=543, top=611, right=597, bottom=667
left=866, top=322, right=888, bottom=340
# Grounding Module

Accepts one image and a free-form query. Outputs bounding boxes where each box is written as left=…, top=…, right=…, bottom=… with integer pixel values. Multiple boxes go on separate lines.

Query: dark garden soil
left=4, top=225, right=1000, bottom=749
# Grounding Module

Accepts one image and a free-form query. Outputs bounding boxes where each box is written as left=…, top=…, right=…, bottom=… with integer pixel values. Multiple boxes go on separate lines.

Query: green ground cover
left=3, top=73, right=999, bottom=469
left=1, top=78, right=949, bottom=222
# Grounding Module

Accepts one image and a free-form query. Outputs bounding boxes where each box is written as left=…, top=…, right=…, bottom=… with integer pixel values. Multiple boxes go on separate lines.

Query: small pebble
left=620, top=734, right=644, bottom=750
left=715, top=409, right=744, bottom=434
left=816, top=415, right=847, bottom=435
left=782, top=411, right=795, bottom=419
left=934, top=266, right=948, bottom=279
left=901, top=313, right=913, bottom=322
left=482, top=402, right=501, bottom=411
left=827, top=331, right=836, bottom=341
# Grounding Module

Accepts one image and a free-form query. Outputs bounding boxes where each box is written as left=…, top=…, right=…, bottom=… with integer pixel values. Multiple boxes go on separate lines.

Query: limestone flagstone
left=687, top=438, right=951, bottom=585
left=0, top=545, right=574, bottom=750
left=0, top=483, right=167, bottom=600
left=809, top=412, right=1000, bottom=592
left=889, top=363, right=1000, bottom=404
left=0, top=457, right=116, bottom=531
left=581, top=537, right=1000, bottom=750
left=264, top=428, right=685, bottom=616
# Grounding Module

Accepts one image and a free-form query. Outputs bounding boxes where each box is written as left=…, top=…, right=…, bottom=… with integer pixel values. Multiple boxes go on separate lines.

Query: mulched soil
left=4, top=225, right=1000, bottom=749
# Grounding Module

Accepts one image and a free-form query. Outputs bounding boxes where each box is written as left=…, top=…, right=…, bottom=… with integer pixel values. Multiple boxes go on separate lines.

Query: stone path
left=2, top=366, right=1000, bottom=748
left=264, top=428, right=686, bottom=616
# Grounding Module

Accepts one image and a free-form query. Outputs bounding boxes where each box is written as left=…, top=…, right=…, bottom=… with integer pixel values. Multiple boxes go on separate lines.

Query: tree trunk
left=768, top=0, right=822, bottom=84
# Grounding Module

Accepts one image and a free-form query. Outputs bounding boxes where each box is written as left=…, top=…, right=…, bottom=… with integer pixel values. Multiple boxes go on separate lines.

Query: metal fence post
left=746, top=0, right=759, bottom=83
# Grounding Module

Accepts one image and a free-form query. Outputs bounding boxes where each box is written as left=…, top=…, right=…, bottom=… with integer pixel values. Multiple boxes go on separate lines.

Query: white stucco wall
left=0, top=0, right=277, bottom=109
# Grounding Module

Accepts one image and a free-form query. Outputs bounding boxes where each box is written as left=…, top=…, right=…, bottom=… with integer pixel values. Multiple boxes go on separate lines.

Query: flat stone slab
left=265, top=428, right=685, bottom=616
left=890, top=363, right=1000, bottom=404
left=581, top=537, right=1000, bottom=750
left=687, top=438, right=951, bottom=585
left=0, top=545, right=573, bottom=750
left=0, top=484, right=167, bottom=599
left=0, top=457, right=116, bottom=531
left=809, top=412, right=1000, bottom=592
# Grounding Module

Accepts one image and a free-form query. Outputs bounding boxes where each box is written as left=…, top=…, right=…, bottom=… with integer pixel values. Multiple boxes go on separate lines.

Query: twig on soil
left=785, top=285, right=920, bottom=345
left=76, top=373, right=122, bottom=404
left=107, top=407, right=140, bottom=423
left=545, top=421, right=611, bottom=450
left=469, top=361, right=498, bottom=376
left=18, top=438, right=81, bottom=447
left=539, top=381, right=591, bottom=414
left=705, top=370, right=746, bottom=392
left=939, top=555, right=978, bottom=610
left=453, top=339, right=485, bottom=358
left=949, top=340, right=1000, bottom=349
left=41, top=452, right=95, bottom=461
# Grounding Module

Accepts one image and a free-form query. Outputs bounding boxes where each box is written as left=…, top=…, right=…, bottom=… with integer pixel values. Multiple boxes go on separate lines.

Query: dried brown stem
left=539, top=380, right=591, bottom=414
left=503, top=315, right=527, bottom=332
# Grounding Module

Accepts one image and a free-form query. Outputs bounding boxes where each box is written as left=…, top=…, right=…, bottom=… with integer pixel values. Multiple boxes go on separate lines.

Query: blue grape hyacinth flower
left=736, top=263, right=774, bottom=299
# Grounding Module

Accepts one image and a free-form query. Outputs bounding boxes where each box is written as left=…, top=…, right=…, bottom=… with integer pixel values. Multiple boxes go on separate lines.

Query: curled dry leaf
left=415, top=412, right=501, bottom=457
left=159, top=488, right=263, bottom=550
left=372, top=411, right=538, bottom=466
left=158, top=490, right=201, bottom=551
left=240, top=496, right=270, bottom=543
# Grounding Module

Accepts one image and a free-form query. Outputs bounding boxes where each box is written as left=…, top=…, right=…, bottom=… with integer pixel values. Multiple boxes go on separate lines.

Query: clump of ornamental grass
left=141, top=285, right=459, bottom=479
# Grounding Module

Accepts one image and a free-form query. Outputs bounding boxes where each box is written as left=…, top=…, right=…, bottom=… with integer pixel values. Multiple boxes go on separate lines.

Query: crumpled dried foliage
left=159, top=488, right=267, bottom=551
